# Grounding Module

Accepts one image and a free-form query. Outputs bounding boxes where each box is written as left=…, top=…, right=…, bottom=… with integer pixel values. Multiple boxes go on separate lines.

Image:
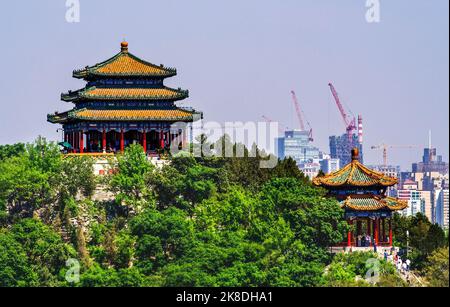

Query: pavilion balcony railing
left=334, top=240, right=392, bottom=248
left=62, top=153, right=115, bottom=161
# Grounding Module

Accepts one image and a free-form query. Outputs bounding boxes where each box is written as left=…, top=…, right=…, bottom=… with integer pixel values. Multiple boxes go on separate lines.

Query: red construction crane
left=328, top=83, right=356, bottom=142
left=290, top=90, right=314, bottom=142
left=290, top=90, right=305, bottom=131
left=262, top=115, right=287, bottom=135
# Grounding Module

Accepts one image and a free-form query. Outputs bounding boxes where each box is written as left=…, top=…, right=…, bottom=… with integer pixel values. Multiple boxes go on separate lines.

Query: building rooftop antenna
left=429, top=130, right=432, bottom=149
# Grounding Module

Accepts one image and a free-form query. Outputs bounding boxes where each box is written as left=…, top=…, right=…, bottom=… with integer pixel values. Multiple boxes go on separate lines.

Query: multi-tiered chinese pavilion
left=313, top=148, right=407, bottom=248
left=48, top=41, right=201, bottom=154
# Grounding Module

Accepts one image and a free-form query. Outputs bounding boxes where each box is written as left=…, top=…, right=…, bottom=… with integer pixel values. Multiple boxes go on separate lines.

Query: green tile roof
left=340, top=195, right=407, bottom=211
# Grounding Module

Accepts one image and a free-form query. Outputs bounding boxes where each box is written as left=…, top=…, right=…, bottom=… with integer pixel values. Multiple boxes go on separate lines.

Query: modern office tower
left=276, top=130, right=320, bottom=164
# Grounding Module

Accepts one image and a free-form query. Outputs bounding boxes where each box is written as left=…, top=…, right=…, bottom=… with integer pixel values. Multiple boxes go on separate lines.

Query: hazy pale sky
left=0, top=0, right=448, bottom=169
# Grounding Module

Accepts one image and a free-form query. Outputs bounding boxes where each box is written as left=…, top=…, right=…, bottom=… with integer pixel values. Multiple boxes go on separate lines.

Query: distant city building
left=368, top=165, right=400, bottom=197
left=320, top=158, right=340, bottom=174
left=420, top=190, right=433, bottom=221
left=433, top=175, right=449, bottom=229
left=412, top=147, right=448, bottom=174
left=402, top=179, right=418, bottom=190
left=396, top=178, right=433, bottom=220
left=299, top=162, right=321, bottom=180
left=396, top=146, right=449, bottom=225
left=369, top=165, right=401, bottom=179
left=276, top=130, right=320, bottom=164
left=398, top=174, right=445, bottom=222
left=398, top=188, right=425, bottom=217
left=399, top=171, right=413, bottom=188
left=329, top=133, right=363, bottom=168
left=435, top=189, right=449, bottom=229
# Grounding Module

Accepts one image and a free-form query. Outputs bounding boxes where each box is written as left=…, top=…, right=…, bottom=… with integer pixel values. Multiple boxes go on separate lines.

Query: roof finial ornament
left=351, top=147, right=359, bottom=161
left=121, top=39, right=128, bottom=53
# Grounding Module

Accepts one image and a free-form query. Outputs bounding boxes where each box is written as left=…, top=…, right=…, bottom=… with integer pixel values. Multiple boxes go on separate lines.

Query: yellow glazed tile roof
left=73, top=109, right=194, bottom=121
left=62, top=86, right=188, bottom=101
left=95, top=53, right=170, bottom=76
left=73, top=43, right=176, bottom=78
left=83, top=87, right=187, bottom=100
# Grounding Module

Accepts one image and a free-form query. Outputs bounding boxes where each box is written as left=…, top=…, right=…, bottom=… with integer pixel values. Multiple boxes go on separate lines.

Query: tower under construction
left=328, top=83, right=364, bottom=168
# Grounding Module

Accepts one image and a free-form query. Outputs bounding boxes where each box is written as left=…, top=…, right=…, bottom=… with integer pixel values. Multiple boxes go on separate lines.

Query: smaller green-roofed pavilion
left=313, top=148, right=407, bottom=249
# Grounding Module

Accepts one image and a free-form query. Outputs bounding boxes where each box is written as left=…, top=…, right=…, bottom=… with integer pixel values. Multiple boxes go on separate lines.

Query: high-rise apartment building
left=398, top=188, right=424, bottom=217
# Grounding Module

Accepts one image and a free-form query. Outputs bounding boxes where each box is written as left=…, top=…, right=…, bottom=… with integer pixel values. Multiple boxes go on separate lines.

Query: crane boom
left=328, top=83, right=357, bottom=143
left=328, top=83, right=350, bottom=127
left=290, top=90, right=305, bottom=131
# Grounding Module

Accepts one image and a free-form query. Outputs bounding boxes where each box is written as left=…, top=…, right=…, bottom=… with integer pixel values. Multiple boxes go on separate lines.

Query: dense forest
left=0, top=137, right=448, bottom=287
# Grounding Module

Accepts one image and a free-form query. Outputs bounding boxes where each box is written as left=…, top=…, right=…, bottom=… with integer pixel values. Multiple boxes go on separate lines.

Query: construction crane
left=371, top=144, right=419, bottom=166
left=290, top=91, right=305, bottom=131
left=290, top=90, right=314, bottom=142
left=262, top=115, right=287, bottom=135
left=328, top=83, right=356, bottom=142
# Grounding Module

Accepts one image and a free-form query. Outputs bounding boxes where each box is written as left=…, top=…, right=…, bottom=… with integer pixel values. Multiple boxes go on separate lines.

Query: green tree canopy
left=425, top=247, right=449, bottom=287
left=109, top=144, right=155, bottom=212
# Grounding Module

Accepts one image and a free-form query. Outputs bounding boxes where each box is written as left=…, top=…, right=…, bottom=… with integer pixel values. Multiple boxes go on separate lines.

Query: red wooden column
left=120, top=129, right=124, bottom=152
left=389, top=218, right=393, bottom=246
left=374, top=218, right=379, bottom=245
left=102, top=129, right=107, bottom=152
left=79, top=131, right=84, bottom=154
left=347, top=219, right=353, bottom=247
left=142, top=129, right=147, bottom=152
left=382, top=218, right=386, bottom=243
left=160, top=130, right=165, bottom=149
